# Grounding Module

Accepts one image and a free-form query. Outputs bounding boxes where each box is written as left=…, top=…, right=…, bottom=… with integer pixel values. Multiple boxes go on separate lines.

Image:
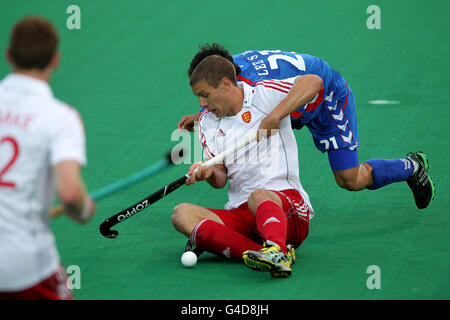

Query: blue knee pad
left=328, top=149, right=359, bottom=171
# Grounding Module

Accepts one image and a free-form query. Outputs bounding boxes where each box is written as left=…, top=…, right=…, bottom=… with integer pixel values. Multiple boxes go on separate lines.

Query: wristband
left=79, top=198, right=92, bottom=222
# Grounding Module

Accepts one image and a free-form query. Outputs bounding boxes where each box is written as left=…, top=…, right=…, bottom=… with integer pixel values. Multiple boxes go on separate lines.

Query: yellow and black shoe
left=286, top=244, right=296, bottom=265
left=243, top=241, right=294, bottom=278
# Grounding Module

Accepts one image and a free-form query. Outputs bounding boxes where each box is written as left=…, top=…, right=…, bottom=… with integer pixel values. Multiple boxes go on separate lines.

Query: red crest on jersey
left=241, top=111, right=251, bottom=123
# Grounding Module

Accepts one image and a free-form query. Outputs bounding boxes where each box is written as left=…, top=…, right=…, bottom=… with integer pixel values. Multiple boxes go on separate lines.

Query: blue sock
left=366, top=158, right=415, bottom=190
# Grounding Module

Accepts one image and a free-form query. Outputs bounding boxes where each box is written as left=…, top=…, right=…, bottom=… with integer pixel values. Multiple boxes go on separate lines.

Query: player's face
left=192, top=80, right=231, bottom=118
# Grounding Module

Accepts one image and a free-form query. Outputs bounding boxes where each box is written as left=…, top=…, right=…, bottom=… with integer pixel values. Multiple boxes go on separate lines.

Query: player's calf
left=333, top=163, right=373, bottom=191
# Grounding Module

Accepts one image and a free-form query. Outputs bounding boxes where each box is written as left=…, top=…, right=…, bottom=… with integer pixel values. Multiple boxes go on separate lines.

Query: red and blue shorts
left=291, top=83, right=360, bottom=171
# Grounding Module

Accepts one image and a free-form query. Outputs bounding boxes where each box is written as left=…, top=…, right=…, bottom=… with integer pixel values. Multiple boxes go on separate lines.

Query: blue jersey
left=232, top=50, right=358, bottom=153
left=234, top=50, right=347, bottom=125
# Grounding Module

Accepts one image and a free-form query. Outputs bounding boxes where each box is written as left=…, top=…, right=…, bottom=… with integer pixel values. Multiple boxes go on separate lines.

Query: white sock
left=266, top=240, right=280, bottom=248
left=408, top=157, right=419, bottom=174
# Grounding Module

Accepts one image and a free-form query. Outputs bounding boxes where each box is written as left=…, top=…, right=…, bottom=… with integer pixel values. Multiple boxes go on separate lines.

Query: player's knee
left=248, top=189, right=268, bottom=204
left=334, top=164, right=372, bottom=191
left=171, top=203, right=191, bottom=228
left=335, top=176, right=359, bottom=191
left=248, top=189, right=275, bottom=213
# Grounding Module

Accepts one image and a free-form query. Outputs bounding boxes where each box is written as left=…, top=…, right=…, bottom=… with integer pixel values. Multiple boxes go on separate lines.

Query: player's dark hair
left=189, top=55, right=237, bottom=88
left=9, top=16, right=59, bottom=70
left=188, top=43, right=241, bottom=78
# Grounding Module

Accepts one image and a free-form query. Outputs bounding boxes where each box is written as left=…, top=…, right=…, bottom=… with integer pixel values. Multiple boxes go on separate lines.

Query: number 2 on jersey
left=0, top=136, right=19, bottom=188
left=258, top=50, right=306, bottom=72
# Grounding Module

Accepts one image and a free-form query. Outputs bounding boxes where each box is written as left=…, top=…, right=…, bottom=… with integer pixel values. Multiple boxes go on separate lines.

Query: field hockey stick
left=99, top=133, right=257, bottom=239
left=50, top=148, right=183, bottom=218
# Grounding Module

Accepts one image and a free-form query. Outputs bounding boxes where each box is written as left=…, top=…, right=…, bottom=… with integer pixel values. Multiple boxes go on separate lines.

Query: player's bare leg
left=172, top=203, right=224, bottom=237
left=332, top=163, right=373, bottom=191
left=172, top=203, right=263, bottom=259
left=247, top=189, right=283, bottom=213
left=333, top=154, right=435, bottom=209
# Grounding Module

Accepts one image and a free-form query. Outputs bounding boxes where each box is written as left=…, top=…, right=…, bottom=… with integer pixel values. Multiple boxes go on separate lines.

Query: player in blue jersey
left=178, top=43, right=435, bottom=210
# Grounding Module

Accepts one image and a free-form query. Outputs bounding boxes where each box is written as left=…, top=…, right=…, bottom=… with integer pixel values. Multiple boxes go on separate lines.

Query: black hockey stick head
left=97, top=148, right=184, bottom=239
left=99, top=218, right=119, bottom=239
left=98, top=174, right=188, bottom=239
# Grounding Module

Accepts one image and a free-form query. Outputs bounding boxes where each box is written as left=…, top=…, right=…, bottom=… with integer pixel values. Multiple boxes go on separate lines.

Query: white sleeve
left=50, top=107, right=87, bottom=166
left=198, top=111, right=217, bottom=161
left=253, top=77, right=299, bottom=114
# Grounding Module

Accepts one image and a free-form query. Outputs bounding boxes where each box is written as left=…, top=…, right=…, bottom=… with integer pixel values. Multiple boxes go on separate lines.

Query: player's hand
left=178, top=113, right=201, bottom=132
left=49, top=197, right=96, bottom=221
left=88, top=197, right=97, bottom=216
left=186, top=162, right=213, bottom=185
left=257, top=113, right=281, bottom=142
left=50, top=205, right=65, bottom=218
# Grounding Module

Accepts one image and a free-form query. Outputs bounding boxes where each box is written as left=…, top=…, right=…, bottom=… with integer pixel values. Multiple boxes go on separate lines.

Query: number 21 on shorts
left=320, top=136, right=338, bottom=150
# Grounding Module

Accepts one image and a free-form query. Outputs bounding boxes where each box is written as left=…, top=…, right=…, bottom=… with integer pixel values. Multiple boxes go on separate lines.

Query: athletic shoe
left=286, top=244, right=296, bottom=265
left=271, top=244, right=296, bottom=278
left=242, top=241, right=293, bottom=278
left=407, top=151, right=436, bottom=209
left=185, top=240, right=194, bottom=252
left=184, top=240, right=204, bottom=257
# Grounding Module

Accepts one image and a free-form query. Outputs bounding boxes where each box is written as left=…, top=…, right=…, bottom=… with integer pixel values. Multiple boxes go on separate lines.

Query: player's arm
left=205, top=164, right=227, bottom=188
left=257, top=75, right=323, bottom=140
left=54, top=160, right=95, bottom=223
left=186, top=163, right=228, bottom=189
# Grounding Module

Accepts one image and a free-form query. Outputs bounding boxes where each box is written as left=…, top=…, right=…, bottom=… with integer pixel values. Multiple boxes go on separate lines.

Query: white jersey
left=0, top=73, right=86, bottom=291
left=198, top=79, right=314, bottom=216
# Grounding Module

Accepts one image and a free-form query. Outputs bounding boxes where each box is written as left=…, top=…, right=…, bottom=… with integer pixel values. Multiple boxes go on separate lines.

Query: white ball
left=181, top=251, right=197, bottom=267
